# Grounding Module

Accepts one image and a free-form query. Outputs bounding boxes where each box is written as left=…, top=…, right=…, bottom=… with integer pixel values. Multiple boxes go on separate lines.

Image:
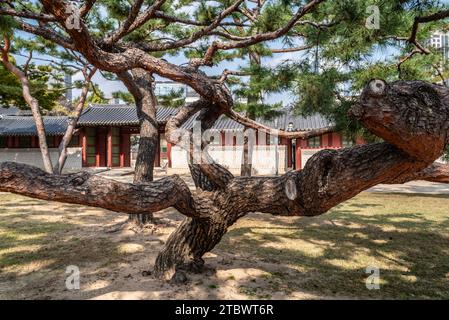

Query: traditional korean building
left=0, top=105, right=358, bottom=174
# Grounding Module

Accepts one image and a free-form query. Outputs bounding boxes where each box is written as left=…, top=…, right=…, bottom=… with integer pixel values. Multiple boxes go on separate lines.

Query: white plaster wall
left=300, top=149, right=322, bottom=169
left=170, top=145, right=287, bottom=175
left=0, top=147, right=82, bottom=170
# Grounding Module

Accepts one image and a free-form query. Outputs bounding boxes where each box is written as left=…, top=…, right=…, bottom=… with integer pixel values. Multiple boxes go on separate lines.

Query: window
left=307, top=136, right=321, bottom=148
left=18, top=136, right=32, bottom=148
left=0, top=137, right=6, bottom=148
left=342, top=135, right=355, bottom=148
left=111, top=127, right=120, bottom=167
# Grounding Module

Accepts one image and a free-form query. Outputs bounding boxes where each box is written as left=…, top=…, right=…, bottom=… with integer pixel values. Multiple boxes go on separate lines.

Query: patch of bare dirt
left=0, top=194, right=323, bottom=300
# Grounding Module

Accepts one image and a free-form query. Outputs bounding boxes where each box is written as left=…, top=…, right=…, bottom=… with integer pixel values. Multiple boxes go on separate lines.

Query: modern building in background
left=64, top=74, right=73, bottom=102
left=426, top=31, right=449, bottom=85
left=428, top=31, right=449, bottom=60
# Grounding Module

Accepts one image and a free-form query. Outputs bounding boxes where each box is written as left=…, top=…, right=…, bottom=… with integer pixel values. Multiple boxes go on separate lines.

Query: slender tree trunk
left=1, top=38, right=54, bottom=173
left=240, top=52, right=260, bottom=177
left=55, top=68, right=96, bottom=174
left=119, top=69, right=159, bottom=225
left=28, top=98, right=54, bottom=174
left=240, top=127, right=253, bottom=176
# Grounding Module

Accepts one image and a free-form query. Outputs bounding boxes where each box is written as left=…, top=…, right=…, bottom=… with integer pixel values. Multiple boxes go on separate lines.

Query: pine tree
left=2, top=0, right=449, bottom=282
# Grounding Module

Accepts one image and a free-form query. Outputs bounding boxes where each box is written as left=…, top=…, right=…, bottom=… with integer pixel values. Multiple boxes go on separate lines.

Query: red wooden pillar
left=221, top=132, right=225, bottom=146
left=295, top=138, right=302, bottom=170
left=120, top=132, right=130, bottom=167
left=332, top=133, right=342, bottom=147
left=287, top=139, right=292, bottom=168
left=107, top=127, right=113, bottom=167
left=31, top=136, right=38, bottom=148
left=80, top=130, right=87, bottom=167
left=167, top=142, right=172, bottom=168
left=154, top=132, right=161, bottom=167
left=97, top=130, right=106, bottom=167
left=322, top=134, right=329, bottom=147
left=55, top=136, right=62, bottom=147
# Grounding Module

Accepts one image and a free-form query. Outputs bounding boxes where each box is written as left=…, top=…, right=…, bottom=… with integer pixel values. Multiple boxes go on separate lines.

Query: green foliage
left=0, top=61, right=23, bottom=105
left=231, top=61, right=300, bottom=119
left=86, top=84, right=109, bottom=104
left=0, top=59, right=63, bottom=111
left=0, top=15, right=17, bottom=36
left=112, top=91, right=134, bottom=104
left=294, top=68, right=345, bottom=115
left=157, top=88, right=186, bottom=108
left=1, top=10, right=85, bottom=112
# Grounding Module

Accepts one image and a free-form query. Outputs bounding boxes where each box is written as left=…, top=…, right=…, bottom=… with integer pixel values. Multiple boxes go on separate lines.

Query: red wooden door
left=85, top=127, right=97, bottom=167
left=111, top=127, right=121, bottom=167
left=120, top=132, right=131, bottom=167
left=96, top=128, right=107, bottom=167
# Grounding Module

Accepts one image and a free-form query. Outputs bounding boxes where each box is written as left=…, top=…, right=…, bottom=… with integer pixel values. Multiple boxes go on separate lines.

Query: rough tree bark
left=2, top=80, right=449, bottom=282
left=119, top=69, right=159, bottom=225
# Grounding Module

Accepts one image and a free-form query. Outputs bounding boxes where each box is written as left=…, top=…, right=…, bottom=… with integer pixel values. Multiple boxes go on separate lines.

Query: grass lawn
left=0, top=191, right=448, bottom=299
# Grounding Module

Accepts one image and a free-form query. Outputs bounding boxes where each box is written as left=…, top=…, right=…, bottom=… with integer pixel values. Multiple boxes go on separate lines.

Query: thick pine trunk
left=120, top=69, right=159, bottom=225
left=154, top=218, right=226, bottom=280
left=129, top=133, right=157, bottom=225
left=133, top=120, right=158, bottom=183
left=154, top=201, right=234, bottom=281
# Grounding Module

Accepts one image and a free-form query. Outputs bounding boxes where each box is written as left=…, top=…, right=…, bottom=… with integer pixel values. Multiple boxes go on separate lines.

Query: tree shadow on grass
left=211, top=195, right=449, bottom=299
left=2, top=192, right=449, bottom=300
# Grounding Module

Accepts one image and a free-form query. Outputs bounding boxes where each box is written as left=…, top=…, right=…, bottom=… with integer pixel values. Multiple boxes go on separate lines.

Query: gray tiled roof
left=78, top=104, right=333, bottom=132
left=0, top=116, right=68, bottom=136
left=77, top=104, right=178, bottom=126
left=179, top=112, right=245, bottom=131
left=257, top=110, right=334, bottom=131
left=0, top=104, right=333, bottom=137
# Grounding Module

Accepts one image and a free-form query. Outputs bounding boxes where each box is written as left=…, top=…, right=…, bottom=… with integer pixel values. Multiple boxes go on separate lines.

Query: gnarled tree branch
left=0, top=162, right=198, bottom=218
